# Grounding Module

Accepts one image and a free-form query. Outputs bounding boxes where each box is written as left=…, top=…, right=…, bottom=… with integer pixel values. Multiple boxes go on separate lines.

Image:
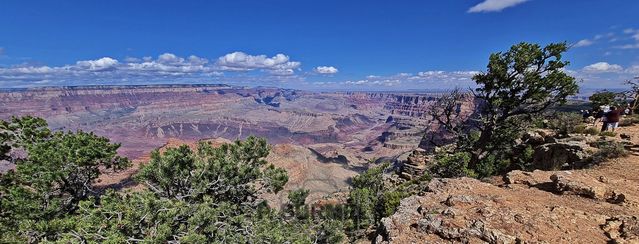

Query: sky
left=0, top=0, right=638, bottom=91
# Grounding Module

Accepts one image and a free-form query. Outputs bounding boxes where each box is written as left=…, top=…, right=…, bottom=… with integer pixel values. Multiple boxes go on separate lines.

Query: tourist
left=606, top=106, right=621, bottom=132
left=581, top=109, right=591, bottom=122
left=595, top=108, right=606, bottom=129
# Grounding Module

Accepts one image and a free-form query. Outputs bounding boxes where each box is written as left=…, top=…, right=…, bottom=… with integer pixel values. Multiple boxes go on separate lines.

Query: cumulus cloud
left=0, top=51, right=307, bottom=87
left=215, top=52, right=300, bottom=75
left=583, top=62, right=623, bottom=73
left=76, top=57, right=119, bottom=71
left=468, top=0, right=528, bottom=13
left=574, top=39, right=594, bottom=47
left=626, top=65, right=639, bottom=74
left=314, top=66, right=338, bottom=74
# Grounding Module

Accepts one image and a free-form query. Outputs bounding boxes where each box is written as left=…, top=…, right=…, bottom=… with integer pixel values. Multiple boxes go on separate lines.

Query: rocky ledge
left=378, top=126, right=639, bottom=244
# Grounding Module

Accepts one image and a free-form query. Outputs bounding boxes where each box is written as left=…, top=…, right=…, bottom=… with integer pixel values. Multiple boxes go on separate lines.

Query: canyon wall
left=1, top=85, right=446, bottom=160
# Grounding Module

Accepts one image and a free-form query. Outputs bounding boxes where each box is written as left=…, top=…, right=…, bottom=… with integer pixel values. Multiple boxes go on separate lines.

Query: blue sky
left=1, top=0, right=638, bottom=90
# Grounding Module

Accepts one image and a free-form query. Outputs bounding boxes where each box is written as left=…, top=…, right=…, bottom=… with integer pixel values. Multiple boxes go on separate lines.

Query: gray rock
left=532, top=141, right=591, bottom=170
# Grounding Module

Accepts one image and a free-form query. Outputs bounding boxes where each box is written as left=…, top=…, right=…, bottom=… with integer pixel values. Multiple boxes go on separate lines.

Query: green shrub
left=591, top=140, right=628, bottom=163
left=620, top=115, right=639, bottom=127
left=532, top=117, right=546, bottom=129
left=431, top=151, right=476, bottom=178
left=573, top=124, right=587, bottom=134
left=378, top=191, right=407, bottom=218
left=584, top=127, right=600, bottom=135
left=599, top=131, right=617, bottom=137
left=547, top=112, right=583, bottom=136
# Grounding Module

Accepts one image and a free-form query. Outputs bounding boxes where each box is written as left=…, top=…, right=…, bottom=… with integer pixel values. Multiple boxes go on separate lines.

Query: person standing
left=595, top=108, right=605, bottom=127
left=606, top=106, right=622, bottom=132
left=598, top=107, right=608, bottom=131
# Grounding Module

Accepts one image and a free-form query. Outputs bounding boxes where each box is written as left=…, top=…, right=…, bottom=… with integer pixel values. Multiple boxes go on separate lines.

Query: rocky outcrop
left=551, top=172, right=627, bottom=204
left=602, top=215, right=639, bottom=243
left=399, top=149, right=430, bottom=180
left=381, top=140, right=639, bottom=243
left=532, top=140, right=593, bottom=170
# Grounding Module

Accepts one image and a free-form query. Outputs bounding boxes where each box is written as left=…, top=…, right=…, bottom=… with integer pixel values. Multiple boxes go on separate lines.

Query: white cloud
left=344, top=79, right=400, bottom=87
left=627, top=65, right=639, bottom=74
left=75, top=57, right=119, bottom=71
left=0, top=51, right=311, bottom=87
left=574, top=39, right=594, bottom=47
left=468, top=0, right=528, bottom=13
left=337, top=70, right=479, bottom=90
left=124, top=57, right=141, bottom=63
left=215, top=52, right=300, bottom=75
left=314, top=66, right=338, bottom=74
left=583, top=62, right=623, bottom=73
left=0, top=53, right=224, bottom=86
left=414, top=70, right=478, bottom=82
left=613, top=28, right=639, bottom=49
left=618, top=44, right=639, bottom=49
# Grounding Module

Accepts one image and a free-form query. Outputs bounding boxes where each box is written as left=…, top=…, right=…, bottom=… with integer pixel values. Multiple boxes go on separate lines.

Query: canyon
left=0, top=84, right=445, bottom=203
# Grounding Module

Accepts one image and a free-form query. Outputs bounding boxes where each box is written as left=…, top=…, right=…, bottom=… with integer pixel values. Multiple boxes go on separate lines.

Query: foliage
left=378, top=191, right=407, bottom=218
left=547, top=112, right=583, bottom=136
left=589, top=91, right=620, bottom=111
left=599, top=131, right=617, bottom=137
left=287, top=188, right=311, bottom=220
left=573, top=124, right=587, bottom=134
left=621, top=77, right=639, bottom=112
left=425, top=88, right=475, bottom=149
left=345, top=162, right=413, bottom=239
left=431, top=151, right=475, bottom=178
left=583, top=126, right=601, bottom=136
left=471, top=42, right=578, bottom=167
left=620, top=114, right=639, bottom=127
left=591, top=140, right=628, bottom=164
left=427, top=42, right=578, bottom=178
left=0, top=116, right=51, bottom=162
left=1, top=117, right=342, bottom=243
left=61, top=190, right=319, bottom=243
left=136, top=136, right=287, bottom=204
left=513, top=145, right=535, bottom=171
left=0, top=117, right=130, bottom=242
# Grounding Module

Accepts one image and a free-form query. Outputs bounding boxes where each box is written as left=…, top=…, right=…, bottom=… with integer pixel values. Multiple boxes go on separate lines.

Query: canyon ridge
left=0, top=84, right=455, bottom=204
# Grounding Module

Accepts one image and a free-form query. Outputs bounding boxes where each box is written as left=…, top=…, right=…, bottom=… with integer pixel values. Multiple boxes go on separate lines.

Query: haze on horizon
left=1, top=0, right=638, bottom=91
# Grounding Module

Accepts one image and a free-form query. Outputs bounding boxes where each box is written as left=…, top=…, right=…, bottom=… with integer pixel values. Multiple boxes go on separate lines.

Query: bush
left=378, top=191, right=407, bottom=218
left=431, top=151, right=476, bottom=178
left=584, top=127, right=600, bottom=135
left=573, top=124, right=587, bottom=134
left=547, top=112, right=583, bottom=136
left=600, top=131, right=617, bottom=137
left=589, top=91, right=619, bottom=111
left=620, top=115, right=639, bottom=127
left=591, top=140, right=628, bottom=163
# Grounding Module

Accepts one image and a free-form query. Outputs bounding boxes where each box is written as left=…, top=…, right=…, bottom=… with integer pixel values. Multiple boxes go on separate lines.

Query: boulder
left=551, top=173, right=626, bottom=204
left=522, top=131, right=545, bottom=146
left=532, top=141, right=591, bottom=170
left=602, top=216, right=639, bottom=243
